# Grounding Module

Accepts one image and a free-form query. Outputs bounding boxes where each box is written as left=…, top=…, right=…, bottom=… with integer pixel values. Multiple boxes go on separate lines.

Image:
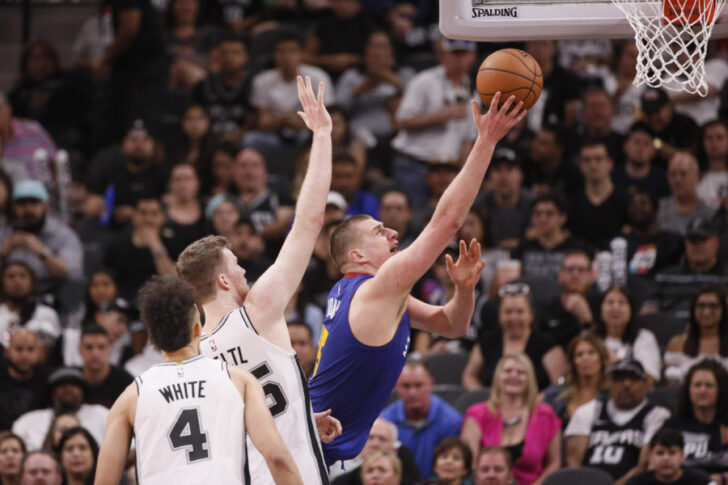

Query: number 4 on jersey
left=168, top=408, right=210, bottom=462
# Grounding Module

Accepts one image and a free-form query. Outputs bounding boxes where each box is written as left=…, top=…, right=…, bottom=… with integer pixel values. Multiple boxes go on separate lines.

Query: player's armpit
left=94, top=384, right=136, bottom=485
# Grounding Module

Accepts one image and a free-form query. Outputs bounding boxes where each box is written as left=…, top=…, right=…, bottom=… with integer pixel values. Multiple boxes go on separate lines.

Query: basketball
left=476, top=48, right=543, bottom=110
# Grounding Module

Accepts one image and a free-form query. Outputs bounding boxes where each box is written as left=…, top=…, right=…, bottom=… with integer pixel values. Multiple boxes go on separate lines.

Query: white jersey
left=200, top=307, right=328, bottom=485
left=134, top=356, right=248, bottom=484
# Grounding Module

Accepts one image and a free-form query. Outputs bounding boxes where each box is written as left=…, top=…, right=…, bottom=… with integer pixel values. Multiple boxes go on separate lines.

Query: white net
left=610, top=0, right=727, bottom=95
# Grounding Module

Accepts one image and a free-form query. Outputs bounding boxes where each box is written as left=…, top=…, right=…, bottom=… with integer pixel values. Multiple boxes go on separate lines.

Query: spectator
left=163, top=0, right=216, bottom=92
left=78, top=325, right=133, bottom=408
left=0, top=262, right=61, bottom=354
left=697, top=120, right=728, bottom=209
left=360, top=450, right=402, bottom=485
left=524, top=124, right=582, bottom=197
left=331, top=153, right=379, bottom=218
left=430, top=437, right=472, bottom=485
left=594, top=285, right=662, bottom=386
left=228, top=217, right=271, bottom=285
left=329, top=108, right=371, bottom=182
left=620, top=188, right=684, bottom=279
left=231, top=148, right=294, bottom=255
left=513, top=192, right=582, bottom=280
left=664, top=359, right=728, bottom=483
left=380, top=358, right=463, bottom=478
left=0, top=330, right=50, bottom=431
left=0, top=92, right=56, bottom=188
left=57, top=427, right=97, bottom=485
left=302, top=217, right=343, bottom=310
left=4, top=185, right=85, bottom=319
left=201, top=142, right=237, bottom=197
left=0, top=432, right=25, bottom=485
left=569, top=140, right=628, bottom=249
left=658, top=152, right=715, bottom=236
left=626, top=427, right=715, bottom=485
left=205, top=194, right=240, bottom=240
left=80, top=270, right=118, bottom=327
left=473, top=447, right=514, bottom=485
left=543, top=333, right=610, bottom=428
left=655, top=218, right=728, bottom=319
left=564, top=358, right=671, bottom=485
left=410, top=162, right=459, bottom=234
left=246, top=32, right=333, bottom=150
left=385, top=1, right=439, bottom=69
left=479, top=147, right=535, bottom=251
left=165, top=104, right=217, bottom=169
left=191, top=34, right=251, bottom=140
left=103, top=198, right=177, bottom=301
left=611, top=41, right=643, bottom=136
left=40, top=414, right=80, bottom=455
left=463, top=284, right=567, bottom=392
left=161, top=163, right=206, bottom=260
left=390, top=38, right=477, bottom=206
left=570, top=86, right=625, bottom=161
left=461, top=352, right=562, bottom=485
left=19, top=451, right=61, bottom=485
left=665, top=285, right=728, bottom=383
left=12, top=368, right=108, bottom=451
left=641, top=88, right=699, bottom=163
left=287, top=321, right=317, bottom=378
left=611, top=122, right=671, bottom=199
left=379, top=190, right=414, bottom=251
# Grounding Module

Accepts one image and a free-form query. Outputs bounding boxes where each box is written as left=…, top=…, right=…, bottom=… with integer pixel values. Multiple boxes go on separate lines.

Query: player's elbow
left=266, top=449, right=297, bottom=474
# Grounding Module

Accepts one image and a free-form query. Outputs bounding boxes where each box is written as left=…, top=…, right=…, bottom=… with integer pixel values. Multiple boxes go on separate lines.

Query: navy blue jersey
left=309, top=274, right=411, bottom=464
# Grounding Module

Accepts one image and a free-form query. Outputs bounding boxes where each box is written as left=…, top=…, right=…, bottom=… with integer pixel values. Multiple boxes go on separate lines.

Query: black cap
left=686, top=217, right=717, bottom=239
left=641, top=88, right=670, bottom=114
left=48, top=367, right=87, bottom=390
left=607, top=358, right=647, bottom=380
left=101, top=297, right=137, bottom=320
left=492, top=147, right=520, bottom=168
left=429, top=161, right=459, bottom=172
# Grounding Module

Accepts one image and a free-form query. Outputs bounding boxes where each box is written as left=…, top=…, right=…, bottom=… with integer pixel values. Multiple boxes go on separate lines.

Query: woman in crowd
left=665, top=285, right=728, bottom=383
left=205, top=194, right=240, bottom=240
left=58, top=427, right=98, bottom=485
left=462, top=352, right=562, bottom=485
left=162, top=163, right=206, bottom=260
left=42, top=414, right=81, bottom=455
left=664, top=359, right=728, bottom=485
left=430, top=437, right=473, bottom=485
left=0, top=432, right=25, bottom=485
left=593, top=285, right=661, bottom=386
left=543, top=332, right=610, bottom=428
left=201, top=142, right=238, bottom=196
left=81, top=269, right=119, bottom=326
left=462, top=284, right=567, bottom=392
left=164, top=0, right=217, bottom=91
left=360, top=450, right=402, bottom=485
left=166, top=104, right=217, bottom=169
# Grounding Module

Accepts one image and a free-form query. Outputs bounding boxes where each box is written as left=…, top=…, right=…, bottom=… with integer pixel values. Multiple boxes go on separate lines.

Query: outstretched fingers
left=317, top=81, right=325, bottom=106
left=498, top=94, right=516, bottom=115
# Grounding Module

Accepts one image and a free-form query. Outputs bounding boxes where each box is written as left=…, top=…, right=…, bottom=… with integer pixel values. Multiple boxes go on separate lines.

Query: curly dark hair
left=685, top=285, right=728, bottom=357
left=138, top=276, right=197, bottom=352
left=677, top=358, right=728, bottom=421
left=594, top=285, right=639, bottom=345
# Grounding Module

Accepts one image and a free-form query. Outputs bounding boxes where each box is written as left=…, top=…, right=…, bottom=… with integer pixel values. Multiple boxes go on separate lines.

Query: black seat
left=454, top=388, right=491, bottom=414
left=542, top=467, right=614, bottom=485
left=433, top=384, right=465, bottom=407
left=424, top=352, right=470, bottom=386
left=636, top=312, right=687, bottom=354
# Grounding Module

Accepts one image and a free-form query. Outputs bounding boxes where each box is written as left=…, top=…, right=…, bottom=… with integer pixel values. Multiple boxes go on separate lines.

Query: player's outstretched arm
left=231, top=367, right=303, bottom=485
left=247, top=77, right=332, bottom=328
left=94, top=384, right=136, bottom=485
left=408, top=239, right=484, bottom=338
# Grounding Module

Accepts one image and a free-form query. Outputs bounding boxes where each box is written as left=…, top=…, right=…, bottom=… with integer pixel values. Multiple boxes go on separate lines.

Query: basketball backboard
left=439, top=0, right=728, bottom=41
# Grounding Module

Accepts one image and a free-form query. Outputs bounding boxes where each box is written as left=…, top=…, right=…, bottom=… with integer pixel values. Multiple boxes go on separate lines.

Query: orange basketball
left=476, top=48, right=543, bottom=110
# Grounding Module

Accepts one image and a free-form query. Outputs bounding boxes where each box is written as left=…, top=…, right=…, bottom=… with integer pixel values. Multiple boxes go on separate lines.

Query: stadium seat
left=433, top=384, right=465, bottom=407
left=454, top=388, right=490, bottom=414
left=542, top=467, right=614, bottom=485
left=424, top=351, right=470, bottom=386
left=648, top=383, right=680, bottom=413
left=636, top=312, right=687, bottom=354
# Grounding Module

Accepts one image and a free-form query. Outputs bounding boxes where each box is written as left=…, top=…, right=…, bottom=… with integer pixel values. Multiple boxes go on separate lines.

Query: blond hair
left=177, top=236, right=229, bottom=303
left=329, top=214, right=371, bottom=271
left=488, top=352, right=539, bottom=412
left=361, top=450, right=402, bottom=479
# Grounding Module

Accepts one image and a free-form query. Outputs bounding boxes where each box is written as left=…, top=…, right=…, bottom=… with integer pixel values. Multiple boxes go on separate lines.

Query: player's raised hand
left=314, top=409, right=342, bottom=444
left=446, top=239, right=485, bottom=291
left=297, top=76, right=332, bottom=134
left=471, top=92, right=527, bottom=144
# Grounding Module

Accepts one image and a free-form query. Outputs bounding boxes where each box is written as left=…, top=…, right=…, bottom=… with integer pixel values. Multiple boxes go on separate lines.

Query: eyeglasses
left=498, top=283, right=531, bottom=298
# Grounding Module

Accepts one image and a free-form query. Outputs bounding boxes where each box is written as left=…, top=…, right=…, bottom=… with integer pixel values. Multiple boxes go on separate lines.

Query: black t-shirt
left=665, top=415, right=728, bottom=476
left=621, top=230, right=684, bottom=279
left=102, top=0, right=166, bottom=68
left=104, top=231, right=172, bottom=301
left=569, top=188, right=629, bottom=249
left=524, top=158, right=583, bottom=196
left=240, top=190, right=294, bottom=257
left=626, top=469, right=713, bottom=485
left=540, top=64, right=583, bottom=127
left=513, top=236, right=586, bottom=280
left=611, top=165, right=671, bottom=199
left=0, top=364, right=50, bottom=430
left=314, top=10, right=379, bottom=57
left=650, top=113, right=700, bottom=167
left=92, top=163, right=168, bottom=209
left=191, top=73, right=252, bottom=137
left=477, top=330, right=558, bottom=390
left=160, top=214, right=207, bottom=261
left=83, top=366, right=133, bottom=409
left=541, top=285, right=601, bottom=349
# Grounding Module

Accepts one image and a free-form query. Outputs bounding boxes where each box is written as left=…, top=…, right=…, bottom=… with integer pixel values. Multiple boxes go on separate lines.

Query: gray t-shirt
left=656, top=197, right=715, bottom=235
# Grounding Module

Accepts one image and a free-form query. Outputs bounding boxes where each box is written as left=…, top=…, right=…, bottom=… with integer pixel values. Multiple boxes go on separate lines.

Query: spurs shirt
left=200, top=307, right=328, bottom=485
left=309, top=274, right=411, bottom=464
left=134, top=356, right=247, bottom=484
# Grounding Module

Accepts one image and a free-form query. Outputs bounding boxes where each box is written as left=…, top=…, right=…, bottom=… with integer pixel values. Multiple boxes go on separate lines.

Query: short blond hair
left=488, top=352, right=539, bottom=412
left=329, top=214, right=371, bottom=271
left=360, top=451, right=402, bottom=480
left=177, top=236, right=229, bottom=303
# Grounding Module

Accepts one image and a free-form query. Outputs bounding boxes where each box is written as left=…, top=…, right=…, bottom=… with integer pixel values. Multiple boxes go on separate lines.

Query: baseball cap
left=48, top=367, right=87, bottom=390
left=686, top=217, right=717, bottom=239
left=429, top=160, right=460, bottom=172
left=641, top=88, right=670, bottom=114
left=102, top=297, right=137, bottom=321
left=326, top=191, right=348, bottom=211
left=441, top=38, right=477, bottom=52
left=204, top=194, right=238, bottom=220
left=492, top=147, right=520, bottom=168
left=607, top=357, right=647, bottom=380
left=12, top=180, right=49, bottom=203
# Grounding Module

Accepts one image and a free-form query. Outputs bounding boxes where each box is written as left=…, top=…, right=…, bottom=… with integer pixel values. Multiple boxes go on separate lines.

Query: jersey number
left=251, top=362, right=288, bottom=418
left=589, top=445, right=624, bottom=465
left=169, top=408, right=210, bottom=463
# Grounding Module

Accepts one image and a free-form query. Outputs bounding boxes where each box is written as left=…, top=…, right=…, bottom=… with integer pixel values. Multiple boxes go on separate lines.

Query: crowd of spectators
left=2, top=0, right=728, bottom=483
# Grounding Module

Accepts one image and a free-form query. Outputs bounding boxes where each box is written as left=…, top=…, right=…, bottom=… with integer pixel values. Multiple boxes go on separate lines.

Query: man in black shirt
left=612, top=122, right=671, bottom=199
left=569, top=86, right=625, bottom=162
left=78, top=324, right=133, bottom=408
left=525, top=124, right=583, bottom=196
left=627, top=428, right=714, bottom=485
left=641, top=88, right=699, bottom=166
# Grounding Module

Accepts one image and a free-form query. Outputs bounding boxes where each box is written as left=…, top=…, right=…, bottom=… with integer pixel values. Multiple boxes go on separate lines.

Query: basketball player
left=176, top=76, right=338, bottom=484
left=94, top=276, right=302, bottom=485
left=309, top=93, right=527, bottom=466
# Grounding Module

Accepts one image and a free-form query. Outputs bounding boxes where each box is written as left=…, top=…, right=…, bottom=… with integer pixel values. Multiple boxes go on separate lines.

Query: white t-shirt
left=12, top=404, right=109, bottom=451
left=565, top=398, right=670, bottom=443
left=697, top=171, right=728, bottom=209
left=251, top=65, right=334, bottom=114
left=0, top=303, right=62, bottom=347
left=604, top=328, right=662, bottom=381
left=673, top=58, right=728, bottom=126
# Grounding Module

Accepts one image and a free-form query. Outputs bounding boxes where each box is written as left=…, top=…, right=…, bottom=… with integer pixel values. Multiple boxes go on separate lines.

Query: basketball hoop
left=610, top=0, right=727, bottom=95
